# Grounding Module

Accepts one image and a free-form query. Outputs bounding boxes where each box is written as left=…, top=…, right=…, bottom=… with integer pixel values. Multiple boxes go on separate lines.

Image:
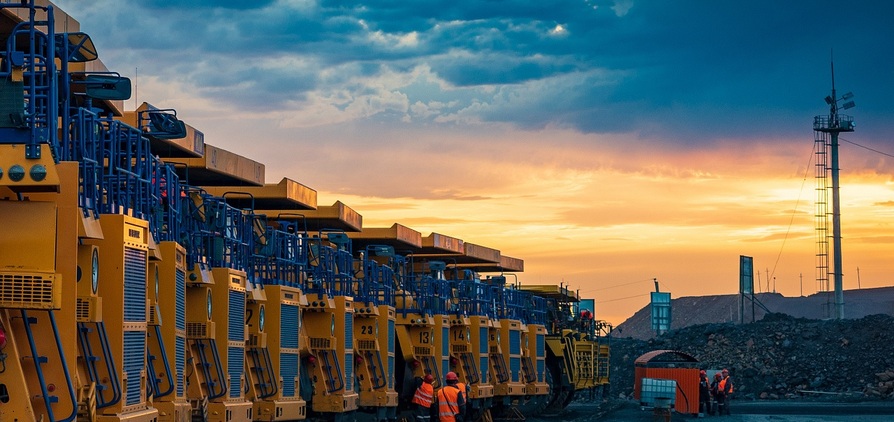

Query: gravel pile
left=607, top=313, right=894, bottom=401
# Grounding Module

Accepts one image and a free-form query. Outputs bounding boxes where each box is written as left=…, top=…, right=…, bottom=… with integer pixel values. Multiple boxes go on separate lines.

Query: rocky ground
left=606, top=313, right=894, bottom=402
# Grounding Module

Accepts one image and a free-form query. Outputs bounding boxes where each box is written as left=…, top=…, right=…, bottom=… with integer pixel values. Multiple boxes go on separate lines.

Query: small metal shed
left=633, top=350, right=701, bottom=415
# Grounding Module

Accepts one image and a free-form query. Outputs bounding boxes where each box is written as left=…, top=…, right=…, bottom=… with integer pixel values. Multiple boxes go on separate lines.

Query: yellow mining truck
left=0, top=4, right=608, bottom=422
left=519, top=285, right=612, bottom=411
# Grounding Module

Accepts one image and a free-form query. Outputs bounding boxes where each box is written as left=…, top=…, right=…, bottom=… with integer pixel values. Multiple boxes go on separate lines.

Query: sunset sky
left=54, top=0, right=894, bottom=325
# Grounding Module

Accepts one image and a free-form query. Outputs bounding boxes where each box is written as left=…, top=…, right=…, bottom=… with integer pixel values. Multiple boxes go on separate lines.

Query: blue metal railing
left=394, top=260, right=451, bottom=317
left=450, top=271, right=493, bottom=318
left=206, top=197, right=252, bottom=270
left=253, top=219, right=308, bottom=288
left=355, top=245, right=397, bottom=307
left=63, top=108, right=103, bottom=217
left=526, top=295, right=548, bottom=326
left=149, top=158, right=183, bottom=243
left=0, top=2, right=57, bottom=159
left=99, top=120, right=153, bottom=219
left=500, top=285, right=527, bottom=322
left=179, top=186, right=211, bottom=275
left=304, top=231, right=354, bottom=297
left=179, top=188, right=254, bottom=276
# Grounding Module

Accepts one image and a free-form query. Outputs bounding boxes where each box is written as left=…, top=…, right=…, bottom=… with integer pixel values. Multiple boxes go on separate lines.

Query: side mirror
left=327, top=232, right=350, bottom=246
left=147, top=111, right=187, bottom=139
left=84, top=74, right=132, bottom=101
left=371, top=245, right=395, bottom=257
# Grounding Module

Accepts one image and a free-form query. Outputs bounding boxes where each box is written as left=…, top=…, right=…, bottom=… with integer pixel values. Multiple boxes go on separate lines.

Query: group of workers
left=411, top=372, right=470, bottom=422
left=698, top=369, right=734, bottom=417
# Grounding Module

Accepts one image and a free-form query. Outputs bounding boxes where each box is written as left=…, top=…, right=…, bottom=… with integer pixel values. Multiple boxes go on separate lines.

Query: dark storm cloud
left=57, top=0, right=894, bottom=146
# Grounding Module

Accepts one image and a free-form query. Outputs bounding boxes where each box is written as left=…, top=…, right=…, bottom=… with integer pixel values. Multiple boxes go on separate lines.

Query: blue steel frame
left=252, top=217, right=309, bottom=288
left=304, top=230, right=354, bottom=297
left=0, top=1, right=57, bottom=158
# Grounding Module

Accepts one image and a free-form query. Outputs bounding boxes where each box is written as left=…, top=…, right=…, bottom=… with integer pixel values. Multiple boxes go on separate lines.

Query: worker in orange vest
left=698, top=370, right=710, bottom=417
left=412, top=374, right=435, bottom=422
left=455, top=378, right=470, bottom=418
left=709, top=372, right=723, bottom=416
left=717, top=369, right=734, bottom=415
left=437, top=372, right=465, bottom=422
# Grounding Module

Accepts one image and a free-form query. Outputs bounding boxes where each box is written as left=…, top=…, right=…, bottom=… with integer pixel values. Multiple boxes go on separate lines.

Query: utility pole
left=857, top=267, right=861, bottom=289
left=756, top=272, right=762, bottom=293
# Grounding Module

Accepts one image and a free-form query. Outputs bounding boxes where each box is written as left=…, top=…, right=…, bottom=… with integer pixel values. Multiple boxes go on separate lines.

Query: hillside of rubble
left=612, top=286, right=894, bottom=341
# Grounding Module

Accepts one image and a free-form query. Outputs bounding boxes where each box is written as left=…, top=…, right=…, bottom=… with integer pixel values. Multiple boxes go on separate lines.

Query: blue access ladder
left=178, top=187, right=229, bottom=401
left=146, top=324, right=175, bottom=398
left=486, top=283, right=510, bottom=385
left=526, top=295, right=549, bottom=384
left=189, top=338, right=228, bottom=400
left=452, top=272, right=493, bottom=386
left=246, top=345, right=278, bottom=399
left=251, top=217, right=305, bottom=401
left=20, top=310, right=78, bottom=422
left=303, top=232, right=351, bottom=394
left=514, top=289, right=538, bottom=384
left=76, top=321, right=122, bottom=408
left=354, top=246, right=394, bottom=390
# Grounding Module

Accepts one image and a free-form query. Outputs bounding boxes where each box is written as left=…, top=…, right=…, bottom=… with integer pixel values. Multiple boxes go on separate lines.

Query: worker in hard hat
left=698, top=370, right=710, bottom=417
left=718, top=369, right=734, bottom=415
left=454, top=378, right=469, bottom=418
left=436, top=372, right=465, bottom=422
left=710, top=372, right=723, bottom=416
left=411, top=374, right=435, bottom=422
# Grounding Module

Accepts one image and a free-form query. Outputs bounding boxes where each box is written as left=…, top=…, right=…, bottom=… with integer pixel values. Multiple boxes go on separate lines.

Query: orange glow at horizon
left=309, top=139, right=894, bottom=327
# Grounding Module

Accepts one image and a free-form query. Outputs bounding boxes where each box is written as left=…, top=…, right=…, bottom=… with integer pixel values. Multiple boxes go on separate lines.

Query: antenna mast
left=814, top=53, right=855, bottom=319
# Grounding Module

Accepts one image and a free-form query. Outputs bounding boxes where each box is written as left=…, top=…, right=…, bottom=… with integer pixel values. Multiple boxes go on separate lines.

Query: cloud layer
left=57, top=0, right=894, bottom=145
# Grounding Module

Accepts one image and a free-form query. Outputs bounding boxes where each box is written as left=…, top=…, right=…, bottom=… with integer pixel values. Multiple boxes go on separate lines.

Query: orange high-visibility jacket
left=456, top=382, right=468, bottom=401
left=437, top=386, right=462, bottom=422
left=719, top=377, right=734, bottom=394
left=412, top=382, right=434, bottom=408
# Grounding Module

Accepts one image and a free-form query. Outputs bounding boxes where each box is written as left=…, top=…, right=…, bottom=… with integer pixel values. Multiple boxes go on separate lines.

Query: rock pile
left=607, top=313, right=894, bottom=401
left=866, top=369, right=894, bottom=399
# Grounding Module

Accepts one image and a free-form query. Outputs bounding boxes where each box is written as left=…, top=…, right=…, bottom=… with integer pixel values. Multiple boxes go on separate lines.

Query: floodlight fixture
left=841, top=92, right=854, bottom=100
left=824, top=95, right=834, bottom=105
left=841, top=100, right=855, bottom=110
